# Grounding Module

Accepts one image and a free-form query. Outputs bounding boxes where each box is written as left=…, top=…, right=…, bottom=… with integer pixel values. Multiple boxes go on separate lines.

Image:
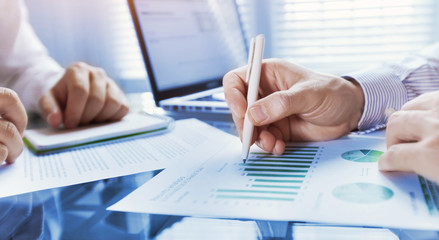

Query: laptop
left=128, top=0, right=248, bottom=113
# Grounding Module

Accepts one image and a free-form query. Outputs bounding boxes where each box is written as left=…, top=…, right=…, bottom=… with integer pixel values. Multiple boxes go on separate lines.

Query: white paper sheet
left=0, top=119, right=230, bottom=198
left=109, top=135, right=439, bottom=230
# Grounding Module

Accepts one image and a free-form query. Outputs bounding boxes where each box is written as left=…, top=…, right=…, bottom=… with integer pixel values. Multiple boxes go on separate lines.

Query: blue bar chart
left=214, top=146, right=319, bottom=202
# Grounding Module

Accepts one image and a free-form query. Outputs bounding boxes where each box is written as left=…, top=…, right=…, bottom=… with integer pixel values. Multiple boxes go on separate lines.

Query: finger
left=63, top=67, right=90, bottom=128
left=232, top=113, right=244, bottom=139
left=255, top=129, right=277, bottom=153
left=0, top=144, right=8, bottom=165
left=273, top=139, right=286, bottom=156
left=385, top=110, right=426, bottom=148
left=379, top=143, right=417, bottom=172
left=230, top=88, right=248, bottom=120
left=108, top=89, right=130, bottom=121
left=401, top=91, right=436, bottom=111
left=267, top=125, right=286, bottom=155
left=247, top=86, right=317, bottom=126
left=255, top=131, right=286, bottom=155
left=223, top=68, right=248, bottom=120
left=0, top=88, right=27, bottom=136
left=38, top=91, right=63, bottom=128
left=93, top=83, right=123, bottom=122
left=269, top=119, right=291, bottom=141
left=254, top=125, right=284, bottom=153
left=79, top=69, right=107, bottom=125
left=0, top=119, right=24, bottom=163
left=379, top=143, right=439, bottom=183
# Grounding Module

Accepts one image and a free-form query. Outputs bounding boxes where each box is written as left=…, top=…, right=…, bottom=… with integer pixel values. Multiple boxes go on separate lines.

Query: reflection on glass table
left=11, top=171, right=400, bottom=240
left=6, top=92, right=436, bottom=239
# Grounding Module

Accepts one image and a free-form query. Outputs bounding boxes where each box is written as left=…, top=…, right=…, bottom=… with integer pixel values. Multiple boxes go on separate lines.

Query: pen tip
left=243, top=159, right=247, bottom=163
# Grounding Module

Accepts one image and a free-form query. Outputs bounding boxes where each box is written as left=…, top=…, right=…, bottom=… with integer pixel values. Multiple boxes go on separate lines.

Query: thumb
left=247, top=88, right=315, bottom=126
left=39, top=92, right=63, bottom=128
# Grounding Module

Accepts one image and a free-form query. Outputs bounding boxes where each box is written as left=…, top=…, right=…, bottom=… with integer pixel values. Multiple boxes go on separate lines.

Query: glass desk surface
left=5, top=93, right=436, bottom=240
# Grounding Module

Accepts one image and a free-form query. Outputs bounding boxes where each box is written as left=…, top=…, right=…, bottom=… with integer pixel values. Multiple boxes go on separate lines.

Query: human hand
left=379, top=91, right=439, bottom=183
left=0, top=88, right=27, bottom=164
left=223, top=59, right=364, bottom=155
left=38, top=62, right=130, bottom=129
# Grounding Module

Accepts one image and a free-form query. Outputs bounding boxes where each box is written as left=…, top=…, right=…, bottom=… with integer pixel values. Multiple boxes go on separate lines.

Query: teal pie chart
left=341, top=149, right=383, bottom=162
left=333, top=183, right=394, bottom=204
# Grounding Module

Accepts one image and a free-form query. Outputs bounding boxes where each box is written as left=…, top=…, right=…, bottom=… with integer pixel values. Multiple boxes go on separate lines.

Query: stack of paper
left=0, top=119, right=231, bottom=198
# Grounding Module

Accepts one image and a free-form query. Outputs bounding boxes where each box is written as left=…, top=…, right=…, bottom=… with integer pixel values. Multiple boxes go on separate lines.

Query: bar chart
left=418, top=176, right=439, bottom=216
left=214, top=146, right=319, bottom=202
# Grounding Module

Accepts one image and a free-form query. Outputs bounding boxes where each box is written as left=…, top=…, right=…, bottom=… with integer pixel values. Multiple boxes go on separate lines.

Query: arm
left=0, top=0, right=63, bottom=113
left=348, top=43, right=439, bottom=181
left=345, top=43, right=439, bottom=131
left=223, top=43, right=438, bottom=157
left=2, top=1, right=129, bottom=128
left=360, top=43, right=439, bottom=183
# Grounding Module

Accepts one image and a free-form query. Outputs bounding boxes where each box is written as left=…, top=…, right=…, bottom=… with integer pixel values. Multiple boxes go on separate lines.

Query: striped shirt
left=346, top=42, right=439, bottom=131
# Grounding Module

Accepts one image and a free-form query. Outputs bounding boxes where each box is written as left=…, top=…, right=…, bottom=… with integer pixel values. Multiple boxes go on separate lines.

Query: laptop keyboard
left=191, top=95, right=224, bottom=102
left=419, top=176, right=439, bottom=216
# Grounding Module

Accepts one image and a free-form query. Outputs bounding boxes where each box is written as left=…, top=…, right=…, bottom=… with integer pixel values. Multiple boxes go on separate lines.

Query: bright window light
left=237, top=0, right=438, bottom=75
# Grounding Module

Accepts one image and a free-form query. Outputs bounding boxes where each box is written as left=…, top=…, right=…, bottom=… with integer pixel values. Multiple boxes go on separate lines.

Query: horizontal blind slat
left=107, top=0, right=147, bottom=81
left=264, top=0, right=438, bottom=74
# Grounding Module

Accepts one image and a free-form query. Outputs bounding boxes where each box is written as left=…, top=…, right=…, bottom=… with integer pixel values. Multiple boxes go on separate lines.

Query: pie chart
left=333, top=183, right=394, bottom=204
left=341, top=149, right=383, bottom=162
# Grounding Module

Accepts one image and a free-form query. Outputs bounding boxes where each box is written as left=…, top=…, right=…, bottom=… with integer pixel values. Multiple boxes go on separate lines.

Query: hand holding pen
left=223, top=47, right=364, bottom=157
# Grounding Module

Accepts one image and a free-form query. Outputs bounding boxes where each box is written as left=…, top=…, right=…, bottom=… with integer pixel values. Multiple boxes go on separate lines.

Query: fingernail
left=274, top=141, right=286, bottom=155
left=47, top=112, right=62, bottom=128
left=249, top=105, right=268, bottom=123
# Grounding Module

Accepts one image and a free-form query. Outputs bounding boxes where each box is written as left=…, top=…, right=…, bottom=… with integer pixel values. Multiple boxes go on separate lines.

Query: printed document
left=0, top=119, right=230, bottom=198
left=109, top=135, right=439, bottom=230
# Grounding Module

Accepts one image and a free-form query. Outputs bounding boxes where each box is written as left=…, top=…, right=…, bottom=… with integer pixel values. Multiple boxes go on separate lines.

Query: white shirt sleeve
left=345, top=43, right=439, bottom=131
left=0, top=0, right=64, bottom=113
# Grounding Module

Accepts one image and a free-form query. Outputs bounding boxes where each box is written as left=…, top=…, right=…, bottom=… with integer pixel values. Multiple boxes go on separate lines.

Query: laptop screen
left=129, top=0, right=247, bottom=102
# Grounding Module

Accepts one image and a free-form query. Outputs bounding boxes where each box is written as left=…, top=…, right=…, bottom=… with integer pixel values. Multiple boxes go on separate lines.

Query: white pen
left=241, top=34, right=265, bottom=163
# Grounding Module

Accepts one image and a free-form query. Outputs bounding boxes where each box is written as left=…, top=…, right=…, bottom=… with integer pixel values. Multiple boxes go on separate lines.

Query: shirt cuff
left=12, top=57, right=65, bottom=114
left=345, top=66, right=408, bottom=131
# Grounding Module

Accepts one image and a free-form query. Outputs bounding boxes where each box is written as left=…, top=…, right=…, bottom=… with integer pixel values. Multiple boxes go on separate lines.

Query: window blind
left=105, top=0, right=148, bottom=92
left=27, top=0, right=439, bottom=92
left=238, top=0, right=439, bottom=75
